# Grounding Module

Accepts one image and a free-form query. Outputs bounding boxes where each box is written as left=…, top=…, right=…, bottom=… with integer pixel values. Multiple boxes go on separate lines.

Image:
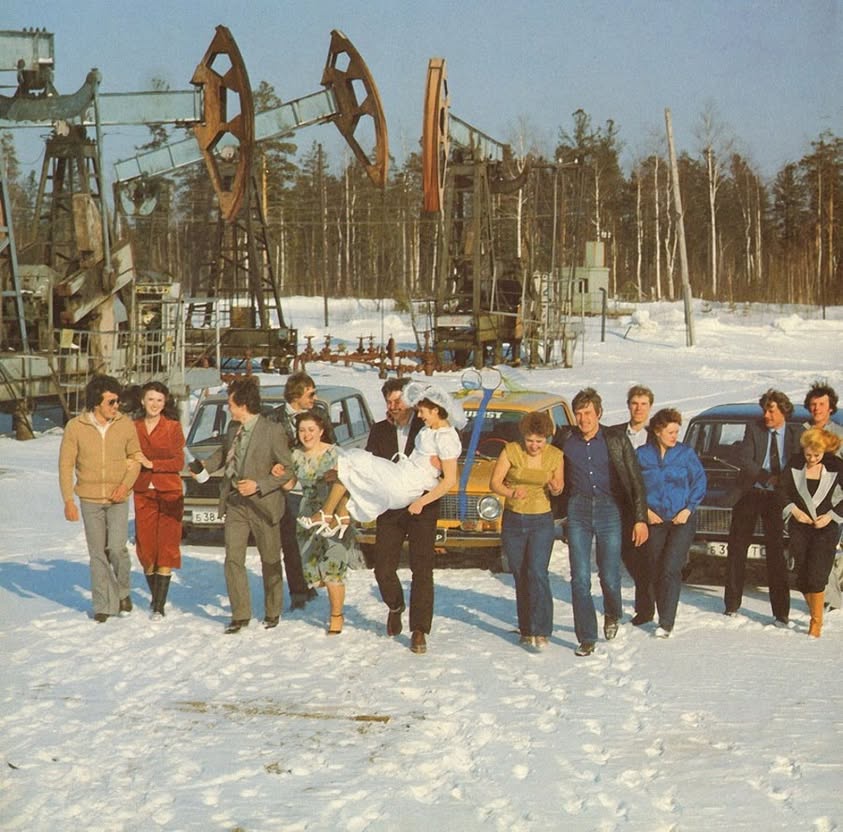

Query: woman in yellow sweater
left=490, top=411, right=564, bottom=648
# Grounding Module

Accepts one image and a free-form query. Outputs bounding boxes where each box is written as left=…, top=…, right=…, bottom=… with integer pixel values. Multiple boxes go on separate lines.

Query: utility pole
left=664, top=108, right=695, bottom=347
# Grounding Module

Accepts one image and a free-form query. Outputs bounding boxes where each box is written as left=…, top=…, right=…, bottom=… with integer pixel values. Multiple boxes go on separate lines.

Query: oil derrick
left=420, top=58, right=530, bottom=369
left=113, top=28, right=389, bottom=375
left=0, top=29, right=142, bottom=424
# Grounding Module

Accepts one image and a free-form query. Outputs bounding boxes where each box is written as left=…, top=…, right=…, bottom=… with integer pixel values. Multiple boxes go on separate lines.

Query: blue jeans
left=567, top=495, right=623, bottom=644
left=645, top=516, right=696, bottom=631
left=501, top=510, right=555, bottom=637
left=80, top=499, right=131, bottom=615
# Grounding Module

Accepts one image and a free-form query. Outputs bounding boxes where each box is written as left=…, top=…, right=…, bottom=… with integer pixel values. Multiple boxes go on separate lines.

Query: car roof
left=459, top=390, right=570, bottom=412
left=689, top=403, right=843, bottom=426
left=196, top=384, right=364, bottom=406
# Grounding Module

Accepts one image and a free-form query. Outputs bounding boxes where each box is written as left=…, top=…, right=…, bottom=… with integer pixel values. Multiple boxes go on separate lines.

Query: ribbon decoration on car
left=458, top=368, right=502, bottom=521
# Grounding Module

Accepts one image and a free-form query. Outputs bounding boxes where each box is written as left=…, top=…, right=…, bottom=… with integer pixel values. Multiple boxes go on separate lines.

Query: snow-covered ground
left=1, top=300, right=842, bottom=831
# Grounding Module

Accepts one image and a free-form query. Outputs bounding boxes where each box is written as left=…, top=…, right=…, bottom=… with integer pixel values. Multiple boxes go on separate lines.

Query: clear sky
left=3, top=0, right=840, bottom=179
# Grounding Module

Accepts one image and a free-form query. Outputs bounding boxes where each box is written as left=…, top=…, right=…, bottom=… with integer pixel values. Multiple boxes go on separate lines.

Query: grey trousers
left=223, top=495, right=283, bottom=621
left=80, top=499, right=131, bottom=616
left=824, top=551, right=843, bottom=609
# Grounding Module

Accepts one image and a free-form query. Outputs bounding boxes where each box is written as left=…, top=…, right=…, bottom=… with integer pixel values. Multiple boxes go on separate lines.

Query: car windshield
left=685, top=420, right=748, bottom=460
left=187, top=401, right=279, bottom=446
left=458, top=410, right=523, bottom=458
left=187, top=403, right=230, bottom=446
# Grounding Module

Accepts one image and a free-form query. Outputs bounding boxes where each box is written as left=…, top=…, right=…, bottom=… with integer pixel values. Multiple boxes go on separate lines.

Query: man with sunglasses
left=59, top=375, right=141, bottom=622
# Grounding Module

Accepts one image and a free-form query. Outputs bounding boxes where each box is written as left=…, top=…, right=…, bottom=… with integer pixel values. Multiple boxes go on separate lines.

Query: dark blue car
left=683, top=403, right=843, bottom=564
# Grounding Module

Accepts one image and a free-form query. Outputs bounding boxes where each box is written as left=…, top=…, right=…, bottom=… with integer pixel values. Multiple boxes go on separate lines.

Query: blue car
left=683, top=403, right=843, bottom=566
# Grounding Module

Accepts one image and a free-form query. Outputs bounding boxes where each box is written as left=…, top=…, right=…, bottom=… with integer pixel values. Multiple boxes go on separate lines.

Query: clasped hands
left=791, top=507, right=832, bottom=528
left=647, top=507, right=691, bottom=526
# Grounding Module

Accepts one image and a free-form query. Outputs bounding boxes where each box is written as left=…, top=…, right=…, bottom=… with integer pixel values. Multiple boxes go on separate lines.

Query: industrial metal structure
left=0, top=25, right=388, bottom=436
left=419, top=57, right=581, bottom=369
left=112, top=27, right=388, bottom=374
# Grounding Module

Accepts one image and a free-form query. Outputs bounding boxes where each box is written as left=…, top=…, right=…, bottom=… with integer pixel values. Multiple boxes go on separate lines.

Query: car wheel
left=487, top=549, right=510, bottom=574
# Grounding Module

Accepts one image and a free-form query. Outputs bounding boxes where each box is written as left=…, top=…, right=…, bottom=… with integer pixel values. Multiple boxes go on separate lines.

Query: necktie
left=225, top=424, right=244, bottom=480
left=769, top=429, right=781, bottom=474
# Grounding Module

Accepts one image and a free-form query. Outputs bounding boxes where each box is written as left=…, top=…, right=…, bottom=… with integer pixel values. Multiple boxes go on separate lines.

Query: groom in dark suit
left=724, top=389, right=803, bottom=624
left=366, top=377, right=439, bottom=653
left=197, top=377, right=294, bottom=633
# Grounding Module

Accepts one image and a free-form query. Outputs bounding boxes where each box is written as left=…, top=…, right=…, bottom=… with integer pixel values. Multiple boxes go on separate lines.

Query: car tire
left=487, top=549, right=510, bottom=574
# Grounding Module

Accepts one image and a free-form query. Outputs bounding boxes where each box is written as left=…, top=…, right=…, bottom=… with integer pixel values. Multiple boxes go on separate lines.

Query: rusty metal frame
left=321, top=30, right=388, bottom=189
left=191, top=26, right=255, bottom=222
left=421, top=58, right=449, bottom=213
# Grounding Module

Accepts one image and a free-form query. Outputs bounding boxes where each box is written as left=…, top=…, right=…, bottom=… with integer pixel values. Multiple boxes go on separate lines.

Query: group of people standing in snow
left=57, top=372, right=464, bottom=655
left=491, top=384, right=708, bottom=656
left=59, top=372, right=842, bottom=656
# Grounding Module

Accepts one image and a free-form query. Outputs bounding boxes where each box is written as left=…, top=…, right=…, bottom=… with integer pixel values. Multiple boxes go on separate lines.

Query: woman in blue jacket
left=637, top=408, right=707, bottom=637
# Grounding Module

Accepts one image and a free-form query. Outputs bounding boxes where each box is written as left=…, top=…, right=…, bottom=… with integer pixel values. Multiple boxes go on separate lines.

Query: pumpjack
left=420, top=58, right=529, bottom=368
left=0, top=25, right=387, bottom=435
left=112, top=27, right=388, bottom=374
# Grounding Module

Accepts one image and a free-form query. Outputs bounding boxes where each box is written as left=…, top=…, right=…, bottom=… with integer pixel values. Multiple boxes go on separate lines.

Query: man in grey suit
left=724, top=388, right=803, bottom=624
left=195, top=377, right=294, bottom=633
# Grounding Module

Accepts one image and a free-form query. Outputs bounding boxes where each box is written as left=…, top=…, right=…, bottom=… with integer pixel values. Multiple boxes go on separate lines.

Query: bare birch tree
left=695, top=101, right=733, bottom=298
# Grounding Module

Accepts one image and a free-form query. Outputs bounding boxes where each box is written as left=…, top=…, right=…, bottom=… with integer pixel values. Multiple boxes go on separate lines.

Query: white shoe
left=654, top=626, right=671, bottom=639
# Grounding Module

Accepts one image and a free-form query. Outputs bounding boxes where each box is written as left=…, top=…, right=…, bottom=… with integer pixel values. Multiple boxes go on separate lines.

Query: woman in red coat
left=133, top=381, right=185, bottom=619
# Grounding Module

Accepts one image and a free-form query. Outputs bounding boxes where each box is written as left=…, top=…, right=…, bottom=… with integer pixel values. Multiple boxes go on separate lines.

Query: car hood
left=454, top=456, right=496, bottom=493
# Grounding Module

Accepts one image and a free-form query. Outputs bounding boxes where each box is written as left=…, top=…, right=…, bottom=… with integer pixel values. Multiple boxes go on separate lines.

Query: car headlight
left=477, top=494, right=503, bottom=521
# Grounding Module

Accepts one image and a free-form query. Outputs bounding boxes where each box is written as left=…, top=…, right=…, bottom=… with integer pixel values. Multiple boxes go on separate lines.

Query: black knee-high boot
left=153, top=574, right=171, bottom=617
left=145, top=573, right=157, bottom=609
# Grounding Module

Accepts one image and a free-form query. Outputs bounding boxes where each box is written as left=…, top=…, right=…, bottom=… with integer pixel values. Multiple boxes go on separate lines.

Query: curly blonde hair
left=801, top=427, right=842, bottom=456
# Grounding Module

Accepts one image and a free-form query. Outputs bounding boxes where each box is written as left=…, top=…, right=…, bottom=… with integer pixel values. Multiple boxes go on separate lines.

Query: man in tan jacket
left=59, top=375, right=141, bottom=622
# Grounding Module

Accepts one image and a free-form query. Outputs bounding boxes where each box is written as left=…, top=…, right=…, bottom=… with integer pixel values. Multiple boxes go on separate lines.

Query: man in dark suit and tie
left=268, top=371, right=334, bottom=609
left=724, top=389, right=803, bottom=624
left=366, top=377, right=439, bottom=654
left=195, top=377, right=294, bottom=633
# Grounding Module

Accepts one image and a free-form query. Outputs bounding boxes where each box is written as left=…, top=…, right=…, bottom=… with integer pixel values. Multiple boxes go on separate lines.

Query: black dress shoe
left=119, top=596, right=133, bottom=613
left=94, top=613, right=109, bottom=623
left=410, top=631, right=427, bottom=654
left=224, top=619, right=250, bottom=634
left=631, top=613, right=653, bottom=626
left=262, top=616, right=280, bottom=629
left=387, top=608, right=403, bottom=637
left=290, top=594, right=308, bottom=610
left=575, top=641, right=596, bottom=656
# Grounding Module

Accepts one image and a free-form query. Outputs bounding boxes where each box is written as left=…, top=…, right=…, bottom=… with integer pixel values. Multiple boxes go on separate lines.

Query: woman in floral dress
left=289, top=410, right=360, bottom=634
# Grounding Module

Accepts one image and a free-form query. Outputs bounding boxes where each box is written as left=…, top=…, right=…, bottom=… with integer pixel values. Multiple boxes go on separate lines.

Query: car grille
left=439, top=493, right=481, bottom=522
left=183, top=476, right=220, bottom=501
left=696, top=506, right=765, bottom=537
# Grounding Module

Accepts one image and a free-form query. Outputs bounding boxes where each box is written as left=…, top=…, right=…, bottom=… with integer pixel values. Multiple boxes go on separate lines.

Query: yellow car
left=358, top=387, right=574, bottom=571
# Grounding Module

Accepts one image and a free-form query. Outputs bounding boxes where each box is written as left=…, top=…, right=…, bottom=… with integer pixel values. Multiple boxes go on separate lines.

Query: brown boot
left=805, top=592, right=824, bottom=638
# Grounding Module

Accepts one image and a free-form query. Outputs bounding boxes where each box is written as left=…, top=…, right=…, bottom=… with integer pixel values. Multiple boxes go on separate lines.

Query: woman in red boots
left=779, top=428, right=843, bottom=638
left=133, top=381, right=185, bottom=619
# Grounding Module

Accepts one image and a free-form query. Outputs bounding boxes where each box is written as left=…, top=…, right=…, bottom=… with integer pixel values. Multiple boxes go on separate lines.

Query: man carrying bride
left=298, top=380, right=464, bottom=653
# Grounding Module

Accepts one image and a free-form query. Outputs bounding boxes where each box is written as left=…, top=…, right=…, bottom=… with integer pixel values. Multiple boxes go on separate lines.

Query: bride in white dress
left=309, top=382, right=465, bottom=528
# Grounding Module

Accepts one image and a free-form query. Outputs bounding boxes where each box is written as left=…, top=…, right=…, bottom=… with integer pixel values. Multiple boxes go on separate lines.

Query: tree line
left=2, top=97, right=840, bottom=311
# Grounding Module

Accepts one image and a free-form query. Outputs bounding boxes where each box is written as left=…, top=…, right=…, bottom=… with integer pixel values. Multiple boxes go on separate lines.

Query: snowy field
left=1, top=300, right=842, bottom=831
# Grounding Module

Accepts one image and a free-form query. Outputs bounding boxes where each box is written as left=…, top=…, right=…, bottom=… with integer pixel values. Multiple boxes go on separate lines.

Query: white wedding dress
left=337, top=425, right=462, bottom=522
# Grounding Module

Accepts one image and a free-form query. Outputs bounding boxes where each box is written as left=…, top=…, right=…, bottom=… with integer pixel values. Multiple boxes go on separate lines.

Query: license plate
left=706, top=542, right=766, bottom=559
left=191, top=509, right=223, bottom=525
